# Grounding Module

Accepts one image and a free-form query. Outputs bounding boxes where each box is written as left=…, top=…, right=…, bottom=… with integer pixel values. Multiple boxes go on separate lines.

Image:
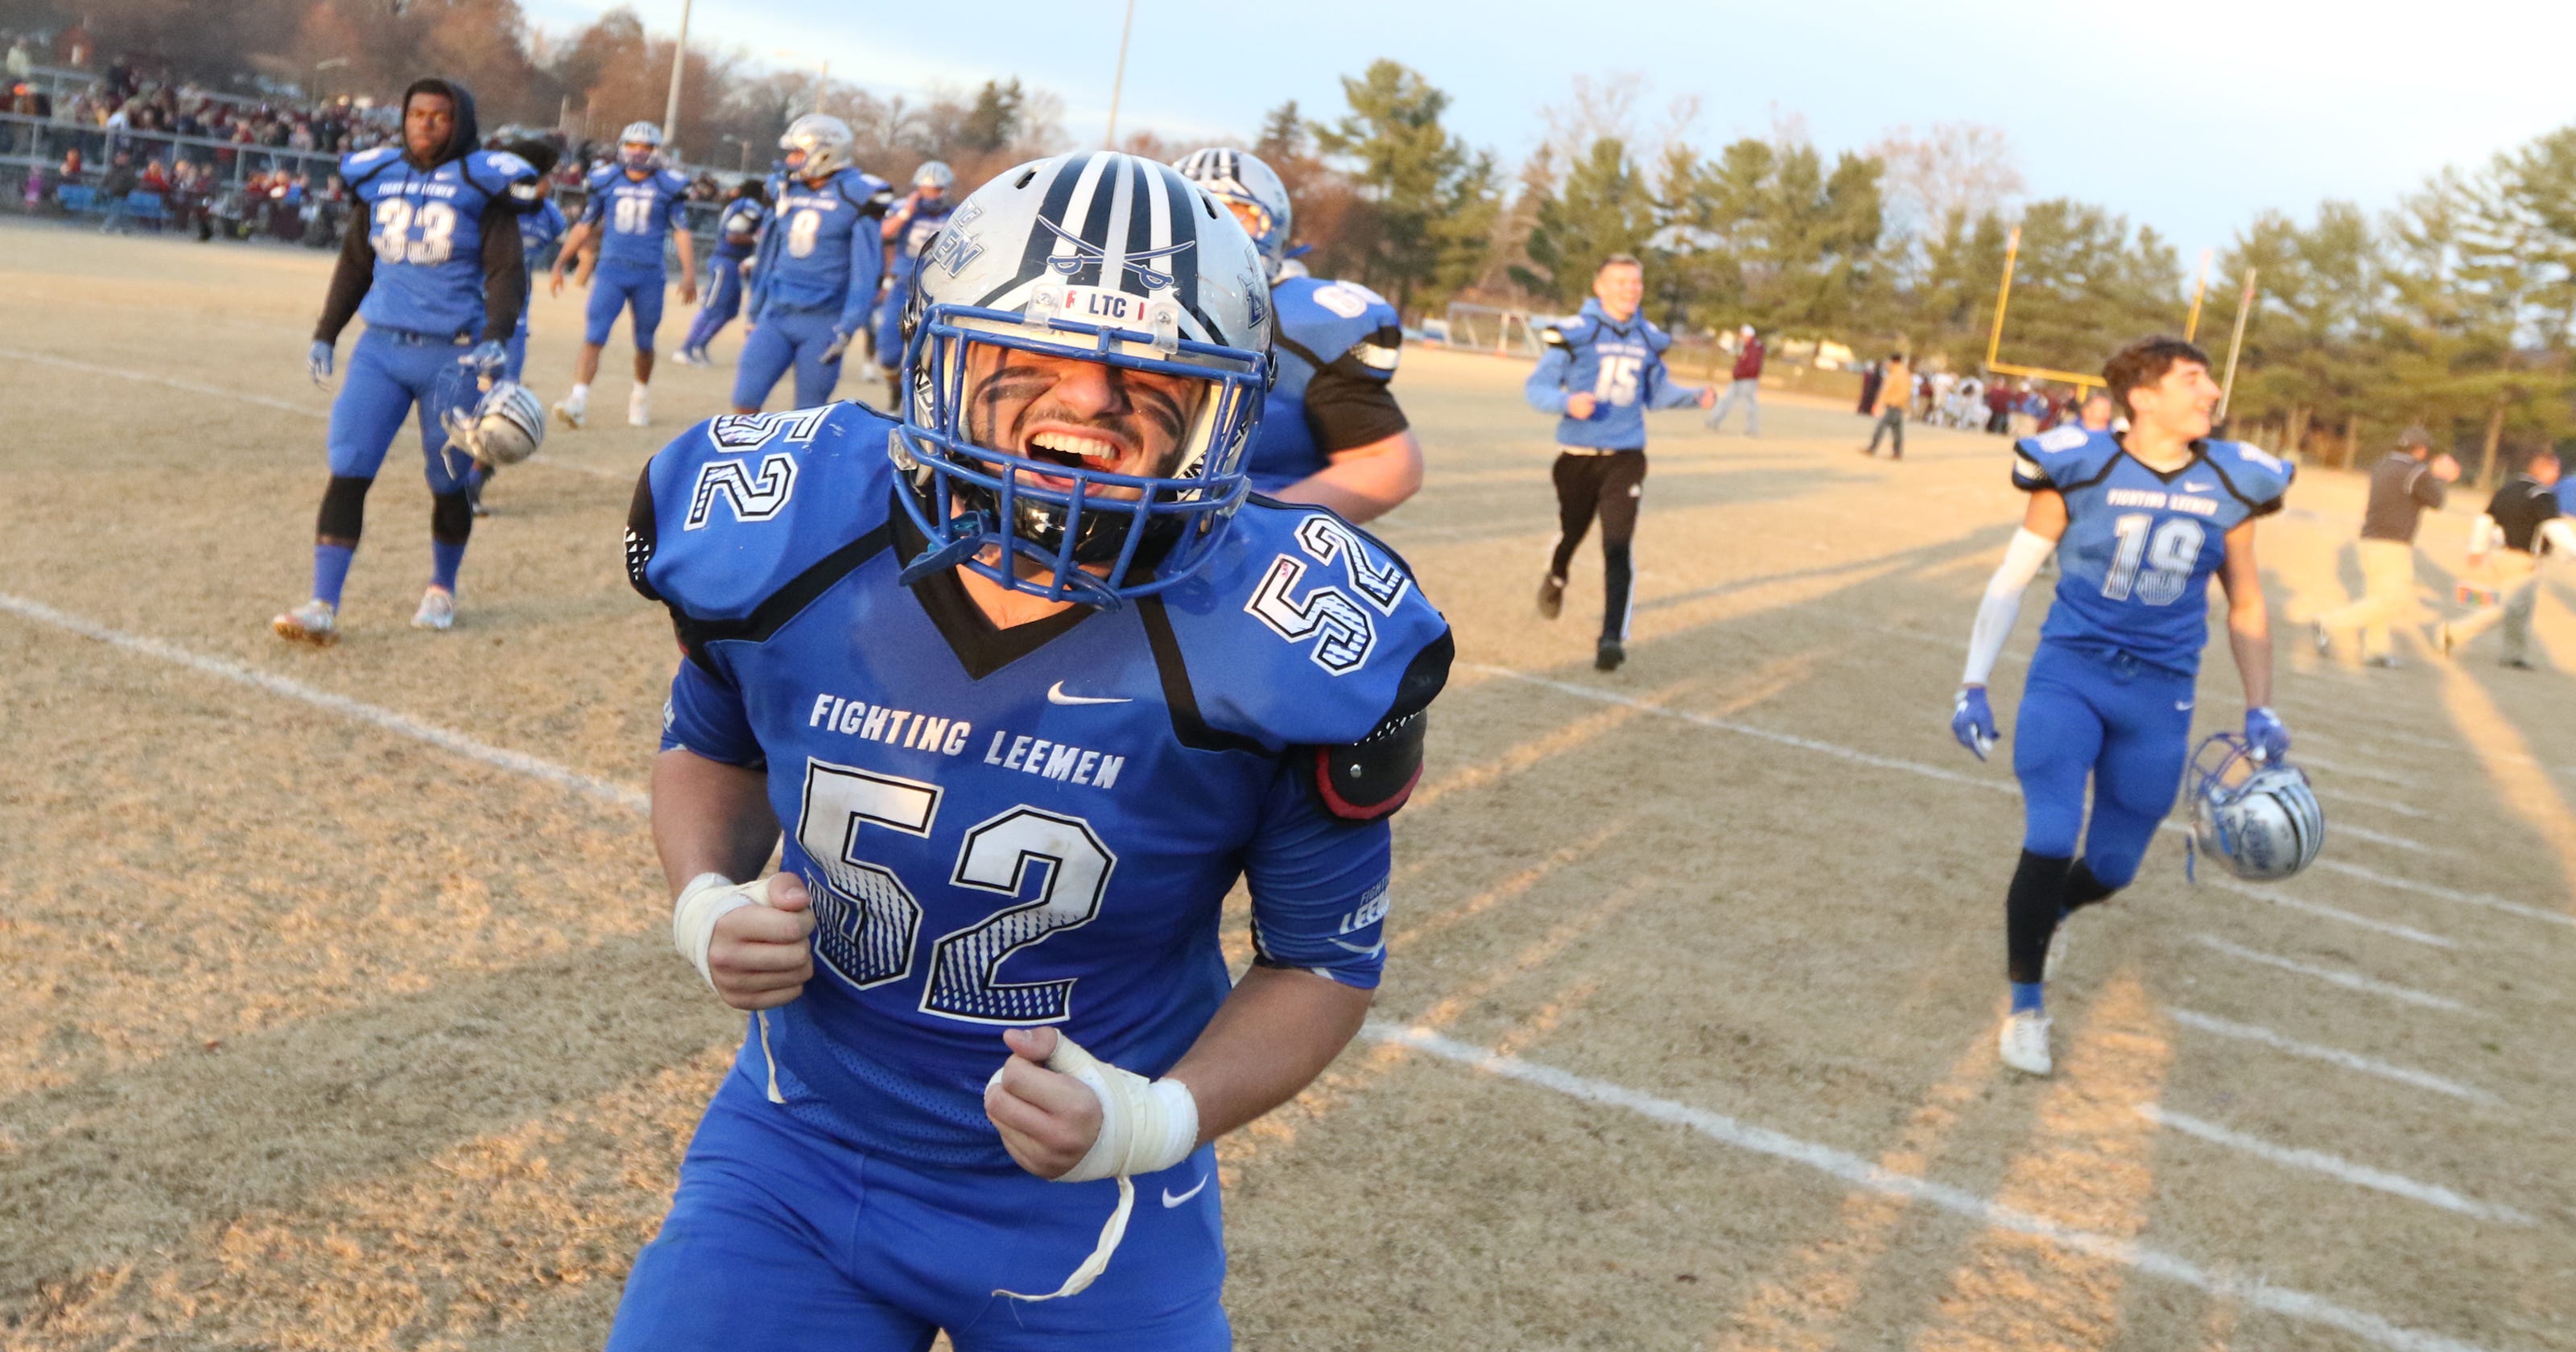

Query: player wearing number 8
left=1949, top=336, right=2295, bottom=1077
left=612, top=151, right=1450, bottom=1348
left=731, top=113, right=893, bottom=415
left=273, top=77, right=540, bottom=645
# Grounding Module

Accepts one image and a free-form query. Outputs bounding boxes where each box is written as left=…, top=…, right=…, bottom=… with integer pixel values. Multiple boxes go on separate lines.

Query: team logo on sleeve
left=1246, top=515, right=1413, bottom=674
left=2033, top=426, right=2089, bottom=454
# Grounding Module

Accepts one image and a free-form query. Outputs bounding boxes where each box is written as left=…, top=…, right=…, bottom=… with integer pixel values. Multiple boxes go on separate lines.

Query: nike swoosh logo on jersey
left=2176, top=701, right=2194, bottom=711
left=2180, top=480, right=2214, bottom=493
left=1046, top=682, right=1132, bottom=706
left=1162, top=1175, right=1209, bottom=1207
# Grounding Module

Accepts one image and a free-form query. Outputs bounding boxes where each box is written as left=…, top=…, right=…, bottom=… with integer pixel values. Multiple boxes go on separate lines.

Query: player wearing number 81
left=613, top=150, right=1449, bottom=1350
left=550, top=122, right=696, bottom=429
left=1949, top=336, right=2295, bottom=1076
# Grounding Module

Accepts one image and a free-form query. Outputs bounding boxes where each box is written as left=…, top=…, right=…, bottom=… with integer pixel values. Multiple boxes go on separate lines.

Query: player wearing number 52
left=1951, top=336, right=2294, bottom=1078
left=730, top=113, right=893, bottom=416
left=550, top=122, right=696, bottom=430
left=273, top=77, right=541, bottom=647
left=1524, top=254, right=1714, bottom=672
left=613, top=153, right=1449, bottom=1345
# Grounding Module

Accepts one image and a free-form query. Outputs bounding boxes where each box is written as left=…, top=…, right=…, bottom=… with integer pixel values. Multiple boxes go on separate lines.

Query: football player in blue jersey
left=1949, top=336, right=2295, bottom=1076
left=1525, top=254, right=1715, bottom=671
left=873, top=159, right=957, bottom=390
left=465, top=136, right=568, bottom=517
left=732, top=113, right=892, bottom=414
left=611, top=150, right=1449, bottom=1351
left=548, top=122, right=696, bottom=430
left=675, top=177, right=768, bottom=366
left=274, top=77, right=540, bottom=645
left=1174, top=147, right=1422, bottom=523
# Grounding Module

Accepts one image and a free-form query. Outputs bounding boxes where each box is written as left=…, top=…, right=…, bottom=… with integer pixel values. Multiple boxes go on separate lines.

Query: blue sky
left=526, top=0, right=2576, bottom=257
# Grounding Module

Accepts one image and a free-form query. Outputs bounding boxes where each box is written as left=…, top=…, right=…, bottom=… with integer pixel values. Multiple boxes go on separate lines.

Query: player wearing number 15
left=1948, top=337, right=2295, bottom=1077
left=733, top=113, right=893, bottom=414
left=272, top=77, right=539, bottom=646
left=551, top=122, right=696, bottom=430
left=1524, top=254, right=1715, bottom=672
left=609, top=151, right=1450, bottom=1350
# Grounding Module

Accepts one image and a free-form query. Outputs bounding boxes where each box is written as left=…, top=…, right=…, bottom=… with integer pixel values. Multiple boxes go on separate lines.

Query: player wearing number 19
left=273, top=77, right=539, bottom=645
left=732, top=113, right=892, bottom=414
left=550, top=122, right=696, bottom=430
left=610, top=150, right=1449, bottom=1349
left=1948, top=336, right=2297, bottom=1077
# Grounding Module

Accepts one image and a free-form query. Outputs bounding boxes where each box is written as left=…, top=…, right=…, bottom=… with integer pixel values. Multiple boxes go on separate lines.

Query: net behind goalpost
left=1441, top=303, right=1552, bottom=359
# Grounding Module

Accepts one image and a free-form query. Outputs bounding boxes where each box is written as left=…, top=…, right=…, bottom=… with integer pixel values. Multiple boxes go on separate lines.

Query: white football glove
left=987, top=1033, right=1199, bottom=1301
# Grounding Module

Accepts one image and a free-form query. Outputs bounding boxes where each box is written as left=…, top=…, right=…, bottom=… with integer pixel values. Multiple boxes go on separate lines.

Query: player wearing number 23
left=611, top=151, right=1449, bottom=1350
left=1950, top=336, right=2293, bottom=1077
left=272, top=76, right=539, bottom=646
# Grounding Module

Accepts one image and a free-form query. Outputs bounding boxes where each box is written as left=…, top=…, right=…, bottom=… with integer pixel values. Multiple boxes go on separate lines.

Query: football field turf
left=4, top=218, right=2574, bottom=1351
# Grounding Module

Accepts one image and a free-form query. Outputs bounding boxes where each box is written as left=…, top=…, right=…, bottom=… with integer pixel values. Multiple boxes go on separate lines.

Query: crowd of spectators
left=1855, top=360, right=2083, bottom=438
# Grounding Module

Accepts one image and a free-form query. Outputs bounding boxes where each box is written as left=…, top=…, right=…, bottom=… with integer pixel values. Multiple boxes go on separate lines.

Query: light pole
left=719, top=134, right=749, bottom=172
left=662, top=0, right=694, bottom=150
left=1102, top=0, right=1135, bottom=149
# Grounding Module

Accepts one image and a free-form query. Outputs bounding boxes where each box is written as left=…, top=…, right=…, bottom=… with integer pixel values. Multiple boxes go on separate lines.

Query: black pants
left=1547, top=450, right=1646, bottom=641
left=1865, top=407, right=1905, bottom=458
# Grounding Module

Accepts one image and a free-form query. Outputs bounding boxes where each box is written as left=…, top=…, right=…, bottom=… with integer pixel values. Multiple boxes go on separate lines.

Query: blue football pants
left=605, top=1064, right=1230, bottom=1352
left=733, top=304, right=845, bottom=410
left=682, top=257, right=746, bottom=355
left=586, top=263, right=668, bottom=349
left=2011, top=642, right=2195, bottom=889
left=327, top=328, right=477, bottom=495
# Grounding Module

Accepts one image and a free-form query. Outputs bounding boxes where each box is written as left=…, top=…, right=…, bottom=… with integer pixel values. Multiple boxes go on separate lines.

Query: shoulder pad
left=2011, top=426, right=2116, bottom=492
left=1539, top=324, right=1572, bottom=348
left=1150, top=501, right=1451, bottom=754
left=634, top=404, right=898, bottom=623
left=341, top=146, right=398, bottom=185
left=2208, top=439, right=2295, bottom=513
left=1275, top=277, right=1397, bottom=368
left=586, top=163, right=619, bottom=188
left=1641, top=319, right=1674, bottom=353
left=661, top=169, right=691, bottom=191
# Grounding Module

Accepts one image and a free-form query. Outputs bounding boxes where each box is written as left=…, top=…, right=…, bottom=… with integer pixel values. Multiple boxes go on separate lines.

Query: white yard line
left=2197, top=876, right=2460, bottom=950
left=0, top=592, right=649, bottom=815
left=2165, top=1008, right=2501, bottom=1105
left=2192, top=935, right=2476, bottom=1014
left=2138, top=1104, right=2533, bottom=1225
left=1368, top=1023, right=2520, bottom=1352
left=2314, top=859, right=2575, bottom=930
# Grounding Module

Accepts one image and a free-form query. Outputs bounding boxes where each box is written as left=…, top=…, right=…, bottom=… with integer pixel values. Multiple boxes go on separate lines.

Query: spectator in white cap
left=1705, top=323, right=1765, bottom=435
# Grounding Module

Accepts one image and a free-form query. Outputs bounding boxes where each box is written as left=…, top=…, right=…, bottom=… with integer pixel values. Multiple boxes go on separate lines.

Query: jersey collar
left=2112, top=431, right=2207, bottom=484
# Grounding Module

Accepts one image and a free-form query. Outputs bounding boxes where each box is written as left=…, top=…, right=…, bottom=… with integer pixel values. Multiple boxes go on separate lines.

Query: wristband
left=671, top=872, right=763, bottom=988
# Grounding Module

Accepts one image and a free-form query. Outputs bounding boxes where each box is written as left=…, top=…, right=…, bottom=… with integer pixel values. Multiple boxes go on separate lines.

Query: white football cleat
left=553, top=394, right=587, bottom=430
left=628, top=385, right=652, bottom=427
left=271, top=598, right=339, bottom=646
left=411, top=587, right=456, bottom=632
left=2000, top=1011, right=2053, bottom=1076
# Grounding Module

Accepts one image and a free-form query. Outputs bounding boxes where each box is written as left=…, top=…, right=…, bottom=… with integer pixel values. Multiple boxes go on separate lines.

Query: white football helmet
left=617, top=121, right=663, bottom=168
left=779, top=113, right=856, bottom=180
left=890, top=151, right=1274, bottom=608
left=2186, top=733, right=2326, bottom=882
left=1172, top=147, right=1292, bottom=278
left=914, top=159, right=956, bottom=192
left=441, top=381, right=547, bottom=468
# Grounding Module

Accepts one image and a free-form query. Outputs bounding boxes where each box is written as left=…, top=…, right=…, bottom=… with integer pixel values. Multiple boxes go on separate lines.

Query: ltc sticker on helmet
left=1042, top=284, right=1177, bottom=332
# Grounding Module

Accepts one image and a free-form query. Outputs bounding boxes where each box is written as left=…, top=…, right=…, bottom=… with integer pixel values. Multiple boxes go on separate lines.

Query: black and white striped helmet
left=889, top=150, right=1274, bottom=607
left=778, top=113, right=855, bottom=179
left=1172, top=147, right=1292, bottom=276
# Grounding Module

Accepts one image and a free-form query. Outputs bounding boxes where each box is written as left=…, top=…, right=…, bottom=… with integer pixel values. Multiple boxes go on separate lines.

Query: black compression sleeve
left=478, top=202, right=526, bottom=344
left=1302, top=354, right=1410, bottom=453
left=313, top=214, right=375, bottom=343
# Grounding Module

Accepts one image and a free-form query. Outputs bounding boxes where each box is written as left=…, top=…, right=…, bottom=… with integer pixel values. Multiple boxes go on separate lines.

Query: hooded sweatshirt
left=314, top=78, right=536, bottom=345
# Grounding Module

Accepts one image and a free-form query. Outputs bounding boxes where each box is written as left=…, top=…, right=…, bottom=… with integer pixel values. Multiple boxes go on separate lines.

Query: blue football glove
left=1951, top=686, right=1998, bottom=761
left=819, top=329, right=852, bottom=365
left=308, top=340, right=334, bottom=387
left=2245, top=706, right=2290, bottom=762
left=461, top=340, right=509, bottom=381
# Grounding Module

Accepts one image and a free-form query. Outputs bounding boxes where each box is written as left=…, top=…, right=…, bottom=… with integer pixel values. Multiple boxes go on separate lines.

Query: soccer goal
left=1443, top=303, right=1552, bottom=359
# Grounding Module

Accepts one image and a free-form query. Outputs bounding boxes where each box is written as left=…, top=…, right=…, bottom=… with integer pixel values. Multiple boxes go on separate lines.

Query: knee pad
left=431, top=491, right=474, bottom=545
left=316, top=474, right=373, bottom=542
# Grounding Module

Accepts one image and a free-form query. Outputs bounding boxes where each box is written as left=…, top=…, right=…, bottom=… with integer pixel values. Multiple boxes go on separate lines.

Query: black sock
left=2006, top=849, right=2074, bottom=985
left=2061, top=859, right=2116, bottom=914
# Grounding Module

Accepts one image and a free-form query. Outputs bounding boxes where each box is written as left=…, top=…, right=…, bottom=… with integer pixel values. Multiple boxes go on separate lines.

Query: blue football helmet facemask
left=888, top=151, right=1275, bottom=608
left=2183, top=732, right=2326, bottom=882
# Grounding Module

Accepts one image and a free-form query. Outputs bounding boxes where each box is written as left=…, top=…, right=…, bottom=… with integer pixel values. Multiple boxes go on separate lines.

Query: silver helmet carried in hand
left=889, top=150, right=1274, bottom=608
left=2186, top=732, right=2326, bottom=882
left=441, top=381, right=547, bottom=468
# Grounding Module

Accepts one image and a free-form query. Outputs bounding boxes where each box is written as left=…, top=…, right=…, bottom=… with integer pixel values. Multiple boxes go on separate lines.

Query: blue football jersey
left=885, top=196, right=956, bottom=280
left=749, top=168, right=894, bottom=334
left=582, top=163, right=691, bottom=272
left=630, top=403, right=1450, bottom=1171
left=1250, top=276, right=1404, bottom=493
left=2014, top=427, right=2293, bottom=674
left=342, top=145, right=538, bottom=340
left=713, top=197, right=766, bottom=261
left=1525, top=299, right=1702, bottom=450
